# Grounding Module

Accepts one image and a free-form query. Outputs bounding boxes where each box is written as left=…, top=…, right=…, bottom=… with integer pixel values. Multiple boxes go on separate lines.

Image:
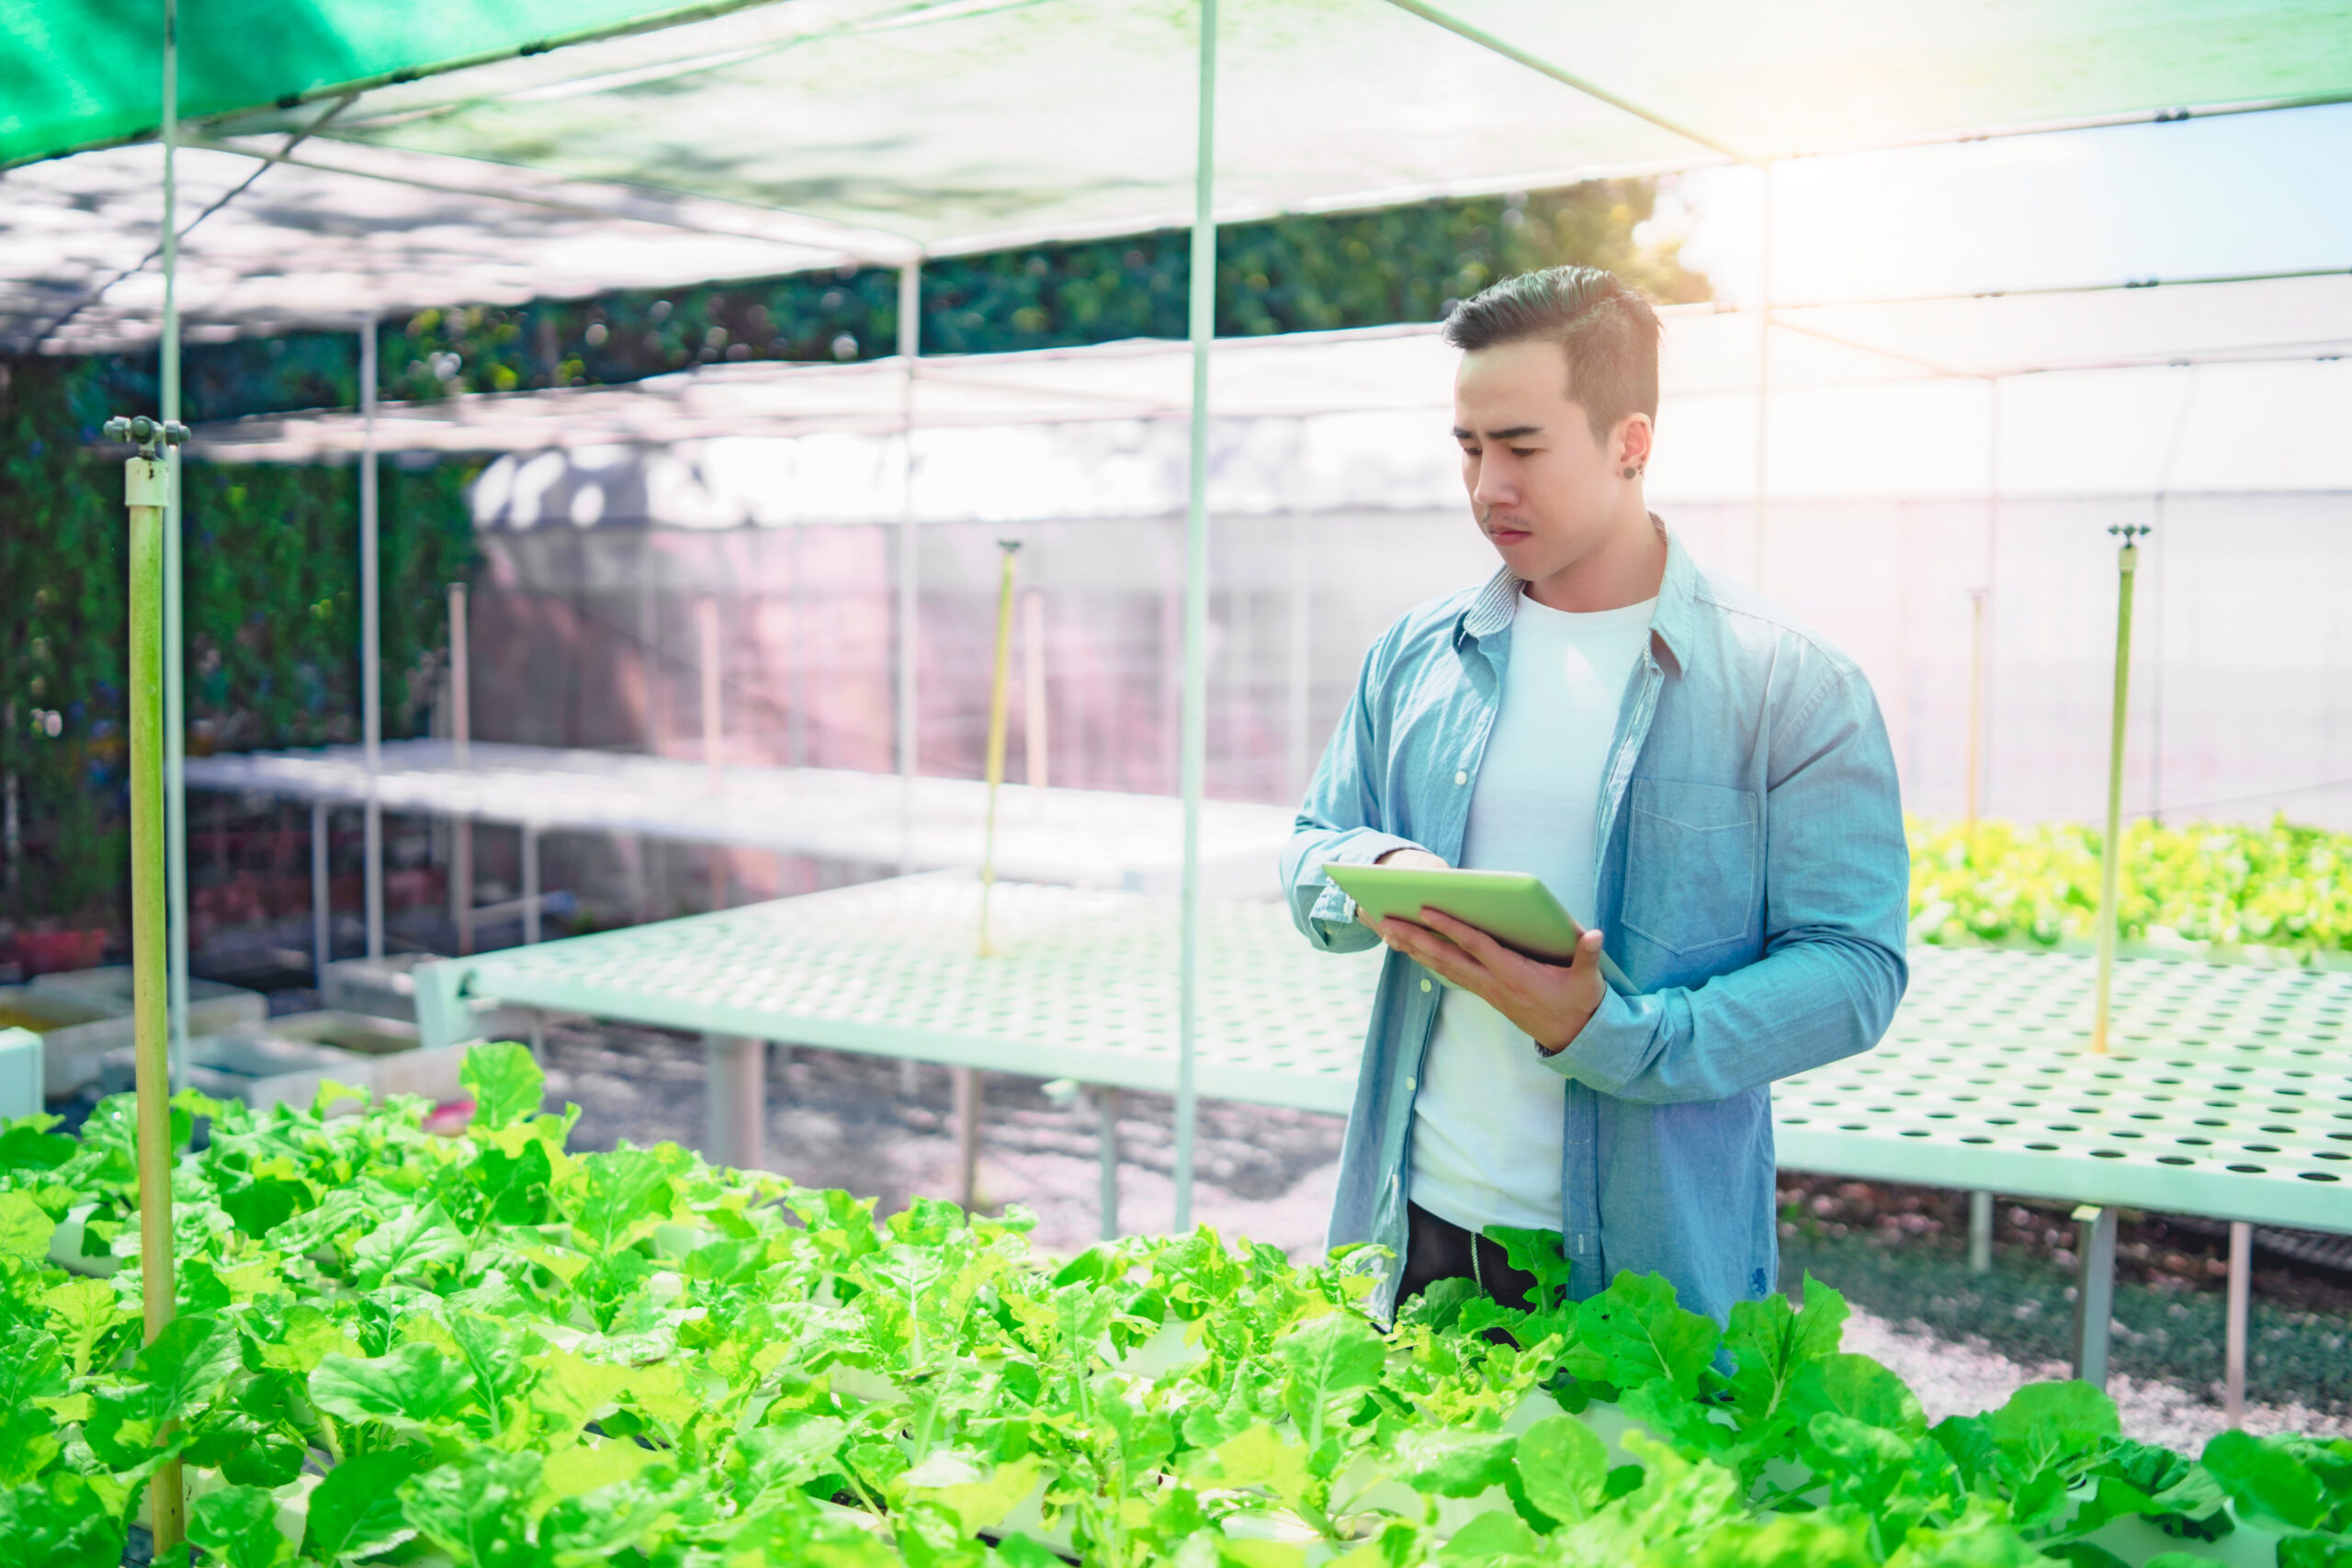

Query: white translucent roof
left=11, top=0, right=2351, bottom=351
left=0, top=140, right=900, bottom=355
left=187, top=273, right=2352, bottom=462
left=233, top=0, right=2352, bottom=246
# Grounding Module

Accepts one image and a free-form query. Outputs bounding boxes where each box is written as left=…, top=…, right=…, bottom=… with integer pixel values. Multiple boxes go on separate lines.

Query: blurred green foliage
left=1910, top=814, right=2352, bottom=957
left=92, top=176, right=1703, bottom=417
left=1, top=355, right=476, bottom=926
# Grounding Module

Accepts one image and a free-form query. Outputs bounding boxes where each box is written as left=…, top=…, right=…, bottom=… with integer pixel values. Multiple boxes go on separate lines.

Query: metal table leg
left=703, top=1032, right=764, bottom=1171
left=954, top=1066, right=981, bottom=1210
left=2070, top=1204, right=2118, bottom=1388
left=1969, top=1190, right=1993, bottom=1274
left=1097, top=1085, right=1122, bottom=1241
left=2225, top=1221, right=2251, bottom=1427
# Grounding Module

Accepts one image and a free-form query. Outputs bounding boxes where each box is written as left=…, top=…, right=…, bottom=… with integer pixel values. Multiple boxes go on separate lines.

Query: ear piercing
left=1622, top=463, right=1645, bottom=479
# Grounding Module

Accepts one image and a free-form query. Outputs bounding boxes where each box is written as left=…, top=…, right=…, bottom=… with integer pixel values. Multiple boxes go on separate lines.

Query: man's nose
left=1473, top=458, right=1516, bottom=511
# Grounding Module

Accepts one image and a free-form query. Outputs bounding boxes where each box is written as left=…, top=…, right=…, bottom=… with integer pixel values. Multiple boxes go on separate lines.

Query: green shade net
left=0, top=0, right=740, bottom=167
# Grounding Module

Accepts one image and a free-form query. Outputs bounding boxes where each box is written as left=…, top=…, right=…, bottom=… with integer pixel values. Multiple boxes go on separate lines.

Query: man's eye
left=1509, top=447, right=1537, bottom=458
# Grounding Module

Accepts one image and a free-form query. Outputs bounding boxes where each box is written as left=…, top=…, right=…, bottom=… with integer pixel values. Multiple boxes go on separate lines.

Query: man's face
left=1453, top=338, right=1630, bottom=581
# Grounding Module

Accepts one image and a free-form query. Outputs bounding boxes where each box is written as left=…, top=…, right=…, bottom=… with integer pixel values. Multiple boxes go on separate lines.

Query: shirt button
left=1405, top=1077, right=1417, bottom=1092
left=1419, top=977, right=1432, bottom=993
left=1453, top=769, right=1468, bottom=785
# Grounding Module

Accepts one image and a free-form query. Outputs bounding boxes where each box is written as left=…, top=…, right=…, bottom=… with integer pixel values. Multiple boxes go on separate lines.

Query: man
left=1281, top=265, right=1908, bottom=1327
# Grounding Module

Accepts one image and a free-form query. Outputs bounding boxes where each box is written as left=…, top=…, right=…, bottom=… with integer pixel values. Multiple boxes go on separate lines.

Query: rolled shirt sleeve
left=1281, top=631, right=1427, bottom=953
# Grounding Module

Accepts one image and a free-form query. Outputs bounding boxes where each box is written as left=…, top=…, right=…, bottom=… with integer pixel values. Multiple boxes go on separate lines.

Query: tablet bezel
left=1320, top=862, right=1633, bottom=991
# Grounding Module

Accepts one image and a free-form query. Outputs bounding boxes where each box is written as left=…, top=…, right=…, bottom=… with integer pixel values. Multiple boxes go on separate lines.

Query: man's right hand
left=1356, top=845, right=1449, bottom=931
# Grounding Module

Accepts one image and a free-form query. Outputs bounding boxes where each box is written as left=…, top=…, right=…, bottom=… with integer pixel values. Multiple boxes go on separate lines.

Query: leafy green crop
left=0, top=1044, right=2340, bottom=1566
left=1910, top=815, right=2352, bottom=960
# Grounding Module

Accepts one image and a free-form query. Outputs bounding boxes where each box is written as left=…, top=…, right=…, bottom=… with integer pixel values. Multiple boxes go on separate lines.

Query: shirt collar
left=1454, top=514, right=1699, bottom=676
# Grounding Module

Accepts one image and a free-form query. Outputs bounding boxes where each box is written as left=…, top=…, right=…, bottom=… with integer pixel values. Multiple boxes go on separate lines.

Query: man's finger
left=1386, top=919, right=1487, bottom=990
left=1417, top=907, right=1527, bottom=973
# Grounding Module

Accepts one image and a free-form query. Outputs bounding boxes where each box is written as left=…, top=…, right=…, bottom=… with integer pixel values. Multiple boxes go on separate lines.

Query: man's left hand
left=1375, top=908, right=1609, bottom=1055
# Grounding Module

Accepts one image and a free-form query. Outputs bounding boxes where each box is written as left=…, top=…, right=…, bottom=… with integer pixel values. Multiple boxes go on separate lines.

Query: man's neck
left=1523, top=503, right=1667, bottom=613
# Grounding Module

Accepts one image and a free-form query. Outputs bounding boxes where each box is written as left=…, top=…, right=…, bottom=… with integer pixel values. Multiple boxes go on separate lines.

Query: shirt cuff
left=1534, top=984, right=1649, bottom=1094
left=1305, top=831, right=1417, bottom=947
left=1309, top=877, right=1359, bottom=940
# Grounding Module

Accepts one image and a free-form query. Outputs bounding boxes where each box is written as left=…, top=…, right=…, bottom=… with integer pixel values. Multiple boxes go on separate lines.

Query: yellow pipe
left=2090, top=525, right=2147, bottom=1055
left=124, top=440, right=186, bottom=1548
left=978, top=542, right=1021, bottom=954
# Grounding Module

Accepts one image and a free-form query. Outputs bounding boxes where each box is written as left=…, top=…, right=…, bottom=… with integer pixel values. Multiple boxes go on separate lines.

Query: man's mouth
left=1482, top=517, right=1533, bottom=543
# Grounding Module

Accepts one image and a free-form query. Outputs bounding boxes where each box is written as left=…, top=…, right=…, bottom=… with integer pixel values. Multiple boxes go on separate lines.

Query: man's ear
left=1616, top=413, right=1655, bottom=472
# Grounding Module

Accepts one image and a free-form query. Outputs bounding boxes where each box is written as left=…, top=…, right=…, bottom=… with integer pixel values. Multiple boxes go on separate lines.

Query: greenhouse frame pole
left=1173, top=0, right=1218, bottom=1232
left=1751, top=161, right=1773, bottom=591
left=361, top=319, right=383, bottom=959
left=2090, top=525, right=2147, bottom=1056
left=896, top=259, right=922, bottom=874
left=160, top=0, right=190, bottom=1093
left=115, top=416, right=187, bottom=1551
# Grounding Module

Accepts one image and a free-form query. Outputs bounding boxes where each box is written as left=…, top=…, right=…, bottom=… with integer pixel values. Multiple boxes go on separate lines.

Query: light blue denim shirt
left=1282, top=527, right=1909, bottom=1325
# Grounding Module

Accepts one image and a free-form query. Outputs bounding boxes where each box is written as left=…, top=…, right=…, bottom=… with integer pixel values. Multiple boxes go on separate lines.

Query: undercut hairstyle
left=1442, top=265, right=1662, bottom=446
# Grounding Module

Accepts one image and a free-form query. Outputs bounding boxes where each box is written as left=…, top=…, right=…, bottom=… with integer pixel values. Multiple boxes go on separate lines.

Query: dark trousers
left=1396, top=1201, right=1546, bottom=1313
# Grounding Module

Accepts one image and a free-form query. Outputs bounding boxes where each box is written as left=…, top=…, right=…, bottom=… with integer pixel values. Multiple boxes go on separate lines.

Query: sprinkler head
left=2106, top=523, right=2152, bottom=545
left=102, top=415, right=190, bottom=457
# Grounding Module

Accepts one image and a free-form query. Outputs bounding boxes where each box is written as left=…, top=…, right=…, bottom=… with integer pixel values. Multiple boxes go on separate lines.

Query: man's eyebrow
left=1453, top=423, right=1544, bottom=441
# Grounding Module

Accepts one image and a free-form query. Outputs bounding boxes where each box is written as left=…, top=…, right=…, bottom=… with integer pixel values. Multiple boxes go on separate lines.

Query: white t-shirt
left=1409, top=590, right=1657, bottom=1235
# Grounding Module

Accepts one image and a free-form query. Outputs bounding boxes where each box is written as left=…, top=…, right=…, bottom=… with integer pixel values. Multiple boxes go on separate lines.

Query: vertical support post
left=1286, top=510, right=1312, bottom=800
left=1964, top=589, right=1987, bottom=824
left=311, top=802, right=331, bottom=987
left=447, top=581, right=473, bottom=956
left=1750, top=160, right=1774, bottom=592
left=698, top=596, right=722, bottom=787
left=698, top=595, right=725, bottom=911
left=2225, top=1221, right=2252, bottom=1427
left=638, top=555, right=662, bottom=754
left=521, top=826, right=541, bottom=945
left=1173, top=0, right=1219, bottom=1232
left=2090, top=525, right=2147, bottom=1055
left=1969, top=1190, right=1993, bottom=1274
left=1975, top=378, right=2002, bottom=820
left=1023, top=588, right=1048, bottom=789
left=1097, top=1085, right=1121, bottom=1241
left=2069, top=1203, right=2118, bottom=1388
left=360, top=318, right=384, bottom=961
left=896, top=258, right=923, bottom=874
left=788, top=525, right=808, bottom=768
left=113, top=418, right=186, bottom=1551
left=978, top=543, right=1019, bottom=954
left=160, top=6, right=188, bottom=1100
left=954, top=1065, right=981, bottom=1211
left=702, top=1033, right=764, bottom=1170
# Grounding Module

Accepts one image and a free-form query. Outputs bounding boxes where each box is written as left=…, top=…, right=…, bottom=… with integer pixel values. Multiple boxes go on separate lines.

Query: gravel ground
left=540, top=1019, right=2351, bottom=1446
left=542, top=1019, right=1344, bottom=1259
left=1776, top=1179, right=2352, bottom=1429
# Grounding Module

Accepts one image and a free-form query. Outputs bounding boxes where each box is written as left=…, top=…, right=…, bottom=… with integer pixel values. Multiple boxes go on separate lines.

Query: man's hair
left=1442, top=265, right=1661, bottom=446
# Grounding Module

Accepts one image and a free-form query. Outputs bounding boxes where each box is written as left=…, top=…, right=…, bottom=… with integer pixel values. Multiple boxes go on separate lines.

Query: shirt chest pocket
left=1622, top=779, right=1760, bottom=955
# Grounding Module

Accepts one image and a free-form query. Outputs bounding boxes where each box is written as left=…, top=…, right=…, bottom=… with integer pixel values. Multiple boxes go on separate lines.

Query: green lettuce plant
left=0, top=1044, right=2340, bottom=1567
